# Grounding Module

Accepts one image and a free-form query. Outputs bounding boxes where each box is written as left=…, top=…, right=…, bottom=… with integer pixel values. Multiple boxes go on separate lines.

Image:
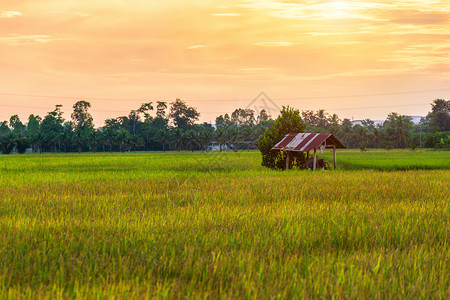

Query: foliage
left=1, top=98, right=449, bottom=154
left=169, top=98, right=199, bottom=129
left=257, top=106, right=306, bottom=169
left=15, top=137, right=30, bottom=154
left=428, top=99, right=450, bottom=131
left=0, top=132, right=16, bottom=154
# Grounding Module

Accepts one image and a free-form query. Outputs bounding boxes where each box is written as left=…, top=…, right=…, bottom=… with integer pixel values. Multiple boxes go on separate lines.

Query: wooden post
left=313, top=148, right=317, bottom=171
left=333, top=146, right=337, bottom=170
left=286, top=151, right=291, bottom=170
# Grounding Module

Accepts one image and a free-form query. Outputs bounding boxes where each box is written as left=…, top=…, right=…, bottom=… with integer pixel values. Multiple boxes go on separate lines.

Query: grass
left=321, top=149, right=450, bottom=171
left=0, top=150, right=449, bottom=298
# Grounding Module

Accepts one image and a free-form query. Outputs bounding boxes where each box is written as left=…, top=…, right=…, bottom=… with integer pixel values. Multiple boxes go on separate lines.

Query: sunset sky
left=1, top=0, right=449, bottom=125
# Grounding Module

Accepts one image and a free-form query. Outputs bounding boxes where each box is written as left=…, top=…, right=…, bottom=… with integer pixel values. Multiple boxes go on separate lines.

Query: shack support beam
left=286, top=151, right=291, bottom=170
left=313, top=148, right=317, bottom=171
left=333, top=146, right=337, bottom=170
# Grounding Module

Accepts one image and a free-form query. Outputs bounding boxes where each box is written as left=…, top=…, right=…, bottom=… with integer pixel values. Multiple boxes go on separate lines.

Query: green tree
left=15, top=137, right=30, bottom=154
left=214, top=127, right=226, bottom=152
left=257, top=106, right=306, bottom=169
left=0, top=121, right=10, bottom=136
left=170, top=128, right=184, bottom=152
left=156, top=101, right=168, bottom=119
left=198, top=126, right=213, bottom=151
left=184, top=129, right=198, bottom=152
left=169, top=99, right=199, bottom=129
left=428, top=99, right=450, bottom=131
left=231, top=108, right=255, bottom=126
left=384, top=113, right=413, bottom=148
left=116, top=129, right=131, bottom=152
left=226, top=126, right=242, bottom=152
left=156, top=129, right=169, bottom=152
left=128, top=134, right=144, bottom=152
left=0, top=131, right=16, bottom=154
left=26, top=115, right=41, bottom=152
left=257, top=109, right=271, bottom=123
left=138, top=102, right=154, bottom=122
left=40, top=105, right=65, bottom=152
left=71, top=101, right=94, bottom=153
left=71, top=101, right=93, bottom=130
left=9, top=115, right=26, bottom=137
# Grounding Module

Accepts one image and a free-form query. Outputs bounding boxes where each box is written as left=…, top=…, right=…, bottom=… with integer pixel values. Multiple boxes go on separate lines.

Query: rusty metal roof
left=271, top=133, right=346, bottom=152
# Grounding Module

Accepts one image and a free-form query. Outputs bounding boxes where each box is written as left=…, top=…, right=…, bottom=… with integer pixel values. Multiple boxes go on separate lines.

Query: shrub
left=257, top=106, right=306, bottom=169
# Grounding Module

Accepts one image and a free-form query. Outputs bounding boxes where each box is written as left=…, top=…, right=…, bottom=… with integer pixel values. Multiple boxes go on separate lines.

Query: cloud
left=391, top=12, right=448, bottom=25
left=73, top=12, right=91, bottom=17
left=212, top=13, right=241, bottom=16
left=187, top=45, right=207, bottom=49
left=0, top=35, right=57, bottom=45
left=253, top=41, right=296, bottom=47
left=240, top=67, right=272, bottom=71
left=0, top=11, right=22, bottom=18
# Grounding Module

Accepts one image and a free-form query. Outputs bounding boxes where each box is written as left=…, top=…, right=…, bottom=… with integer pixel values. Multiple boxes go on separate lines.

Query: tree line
left=0, top=98, right=448, bottom=154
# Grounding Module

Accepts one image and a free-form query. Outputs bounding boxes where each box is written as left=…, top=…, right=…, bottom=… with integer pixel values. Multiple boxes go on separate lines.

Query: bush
left=424, top=131, right=449, bottom=148
left=384, top=141, right=393, bottom=150
left=359, top=142, right=366, bottom=151
left=257, top=106, right=306, bottom=170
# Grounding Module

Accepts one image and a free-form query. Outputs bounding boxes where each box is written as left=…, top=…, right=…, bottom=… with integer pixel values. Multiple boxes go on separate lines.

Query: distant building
left=207, top=142, right=232, bottom=152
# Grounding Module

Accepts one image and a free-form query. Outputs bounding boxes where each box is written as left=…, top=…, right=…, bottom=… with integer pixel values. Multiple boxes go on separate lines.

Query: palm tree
left=116, top=129, right=130, bottom=152
left=197, top=128, right=213, bottom=151
left=215, top=127, right=226, bottom=152
left=129, top=134, right=144, bottom=152
left=155, top=129, right=169, bottom=152
left=353, top=124, right=368, bottom=148
left=170, top=128, right=184, bottom=152
left=72, top=129, right=84, bottom=153
left=372, top=125, right=382, bottom=148
left=226, top=126, right=242, bottom=152
left=103, top=127, right=117, bottom=152
left=184, top=129, right=198, bottom=152
left=0, top=132, right=16, bottom=154
left=385, top=113, right=412, bottom=148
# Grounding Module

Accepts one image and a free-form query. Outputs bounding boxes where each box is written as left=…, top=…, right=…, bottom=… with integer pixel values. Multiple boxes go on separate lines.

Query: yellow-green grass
left=0, top=151, right=449, bottom=298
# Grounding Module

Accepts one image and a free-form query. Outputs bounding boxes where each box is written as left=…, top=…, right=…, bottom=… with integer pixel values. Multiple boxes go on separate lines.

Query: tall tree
left=71, top=101, right=94, bottom=153
left=257, top=109, right=271, bottom=123
left=27, top=115, right=41, bottom=152
left=169, top=99, right=199, bottom=129
left=9, top=115, right=26, bottom=137
left=138, top=102, right=154, bottom=122
left=428, top=99, right=450, bottom=131
left=71, top=101, right=93, bottom=130
left=40, top=105, right=65, bottom=152
left=384, top=113, right=413, bottom=148
left=231, top=108, right=256, bottom=126
left=156, top=101, right=167, bottom=119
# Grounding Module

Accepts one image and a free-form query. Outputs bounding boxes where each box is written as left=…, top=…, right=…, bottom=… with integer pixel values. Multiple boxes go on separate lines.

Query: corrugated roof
left=271, top=133, right=346, bottom=152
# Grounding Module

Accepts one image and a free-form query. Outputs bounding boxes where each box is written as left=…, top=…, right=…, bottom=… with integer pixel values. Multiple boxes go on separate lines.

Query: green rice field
left=0, top=150, right=449, bottom=298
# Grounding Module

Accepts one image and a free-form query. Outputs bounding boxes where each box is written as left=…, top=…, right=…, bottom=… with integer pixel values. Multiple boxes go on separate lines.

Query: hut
left=271, top=133, right=346, bottom=170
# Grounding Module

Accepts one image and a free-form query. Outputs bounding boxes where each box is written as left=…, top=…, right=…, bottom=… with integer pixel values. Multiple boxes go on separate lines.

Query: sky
left=1, top=0, right=449, bottom=125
